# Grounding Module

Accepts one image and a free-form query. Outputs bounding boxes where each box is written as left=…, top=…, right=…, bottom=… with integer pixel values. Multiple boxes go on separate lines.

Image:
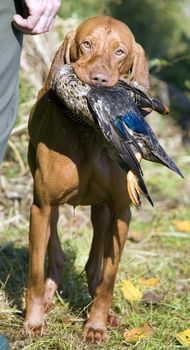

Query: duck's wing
left=142, top=119, right=184, bottom=178
left=118, top=80, right=169, bottom=115
left=88, top=86, right=154, bottom=206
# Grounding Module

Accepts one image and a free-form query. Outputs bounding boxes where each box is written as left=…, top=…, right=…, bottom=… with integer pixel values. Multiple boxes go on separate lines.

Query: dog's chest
left=35, top=127, right=113, bottom=207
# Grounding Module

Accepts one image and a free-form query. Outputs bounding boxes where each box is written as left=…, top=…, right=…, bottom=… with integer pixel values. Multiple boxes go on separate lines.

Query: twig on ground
left=154, top=231, right=190, bottom=238
left=11, top=122, right=28, bottom=136
left=7, top=140, right=26, bottom=174
left=0, top=214, right=22, bottom=230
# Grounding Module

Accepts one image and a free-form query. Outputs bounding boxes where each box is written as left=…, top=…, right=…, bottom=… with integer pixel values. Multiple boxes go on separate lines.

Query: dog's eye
left=83, top=41, right=92, bottom=49
left=115, top=48, right=125, bottom=56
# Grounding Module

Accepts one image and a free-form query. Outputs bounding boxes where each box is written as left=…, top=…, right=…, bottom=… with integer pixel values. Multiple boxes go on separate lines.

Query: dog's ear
left=130, top=42, right=150, bottom=93
left=45, top=30, right=76, bottom=91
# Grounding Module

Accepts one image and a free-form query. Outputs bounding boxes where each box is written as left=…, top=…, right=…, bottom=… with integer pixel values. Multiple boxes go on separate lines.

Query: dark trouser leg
left=0, top=0, right=23, bottom=162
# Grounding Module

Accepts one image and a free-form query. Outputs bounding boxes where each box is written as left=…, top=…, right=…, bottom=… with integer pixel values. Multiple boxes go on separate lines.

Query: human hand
left=13, top=0, right=61, bottom=35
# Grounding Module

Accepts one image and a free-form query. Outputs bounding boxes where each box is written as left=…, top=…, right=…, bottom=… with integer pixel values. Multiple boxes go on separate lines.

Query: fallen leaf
left=121, top=280, right=142, bottom=303
left=138, top=277, right=160, bottom=287
left=142, top=291, right=163, bottom=305
left=176, top=329, right=190, bottom=347
left=124, top=322, right=154, bottom=343
left=174, top=220, right=190, bottom=233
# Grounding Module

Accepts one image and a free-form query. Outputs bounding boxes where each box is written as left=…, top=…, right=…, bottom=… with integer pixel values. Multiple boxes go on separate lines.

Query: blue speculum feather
left=112, top=111, right=149, bottom=139
left=122, top=111, right=148, bottom=134
left=113, top=117, right=129, bottom=138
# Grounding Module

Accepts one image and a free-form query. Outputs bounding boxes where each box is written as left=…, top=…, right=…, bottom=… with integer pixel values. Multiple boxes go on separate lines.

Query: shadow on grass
left=0, top=243, right=28, bottom=309
left=58, top=240, right=91, bottom=312
left=0, top=239, right=90, bottom=313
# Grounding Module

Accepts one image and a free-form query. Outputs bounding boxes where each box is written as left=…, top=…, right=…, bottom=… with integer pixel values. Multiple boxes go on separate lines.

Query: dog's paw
left=24, top=320, right=45, bottom=337
left=83, top=321, right=108, bottom=343
left=25, top=304, right=45, bottom=336
left=107, top=312, right=121, bottom=328
left=44, top=278, right=58, bottom=312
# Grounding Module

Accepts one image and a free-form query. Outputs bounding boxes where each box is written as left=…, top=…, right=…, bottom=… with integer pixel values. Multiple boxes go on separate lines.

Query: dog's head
left=46, top=16, right=150, bottom=92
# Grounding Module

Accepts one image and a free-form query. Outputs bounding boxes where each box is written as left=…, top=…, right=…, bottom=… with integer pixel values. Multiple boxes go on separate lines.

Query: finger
left=39, top=1, right=60, bottom=32
left=50, top=0, right=61, bottom=18
left=33, top=9, right=58, bottom=33
left=47, top=17, right=56, bottom=32
left=32, top=14, right=49, bottom=34
left=13, top=14, right=40, bottom=33
left=43, top=0, right=61, bottom=31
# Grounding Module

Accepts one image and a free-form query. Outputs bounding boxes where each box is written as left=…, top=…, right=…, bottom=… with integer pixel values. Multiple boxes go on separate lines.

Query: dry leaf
left=121, top=280, right=142, bottom=303
left=176, top=329, right=190, bottom=347
left=138, top=277, right=160, bottom=287
left=174, top=220, right=190, bottom=233
left=124, top=322, right=154, bottom=343
left=142, top=291, right=163, bottom=305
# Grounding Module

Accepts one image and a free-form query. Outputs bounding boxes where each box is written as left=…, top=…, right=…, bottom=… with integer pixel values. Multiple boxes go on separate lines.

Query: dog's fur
left=26, top=16, right=150, bottom=343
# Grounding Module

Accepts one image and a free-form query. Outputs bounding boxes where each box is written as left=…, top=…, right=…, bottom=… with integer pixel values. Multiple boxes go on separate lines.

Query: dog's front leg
left=25, top=203, right=51, bottom=335
left=85, top=204, right=111, bottom=297
left=44, top=207, right=65, bottom=312
left=83, top=206, right=131, bottom=343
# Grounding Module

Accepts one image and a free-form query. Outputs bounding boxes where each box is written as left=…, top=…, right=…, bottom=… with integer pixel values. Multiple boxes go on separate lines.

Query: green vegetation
left=59, top=0, right=109, bottom=21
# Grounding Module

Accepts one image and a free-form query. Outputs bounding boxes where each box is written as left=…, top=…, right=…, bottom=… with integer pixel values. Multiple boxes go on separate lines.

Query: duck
left=87, top=83, right=183, bottom=206
left=50, top=64, right=183, bottom=207
left=88, top=83, right=183, bottom=178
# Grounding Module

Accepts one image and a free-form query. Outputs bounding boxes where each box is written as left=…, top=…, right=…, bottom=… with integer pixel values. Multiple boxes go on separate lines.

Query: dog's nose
left=90, top=71, right=110, bottom=86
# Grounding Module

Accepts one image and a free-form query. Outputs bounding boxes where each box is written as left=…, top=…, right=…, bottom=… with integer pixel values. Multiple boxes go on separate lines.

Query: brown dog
left=26, top=16, right=150, bottom=343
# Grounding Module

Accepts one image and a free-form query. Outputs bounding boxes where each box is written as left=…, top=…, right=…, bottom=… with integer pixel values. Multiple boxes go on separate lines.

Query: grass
left=1, top=223, right=190, bottom=350
left=0, top=135, right=190, bottom=349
